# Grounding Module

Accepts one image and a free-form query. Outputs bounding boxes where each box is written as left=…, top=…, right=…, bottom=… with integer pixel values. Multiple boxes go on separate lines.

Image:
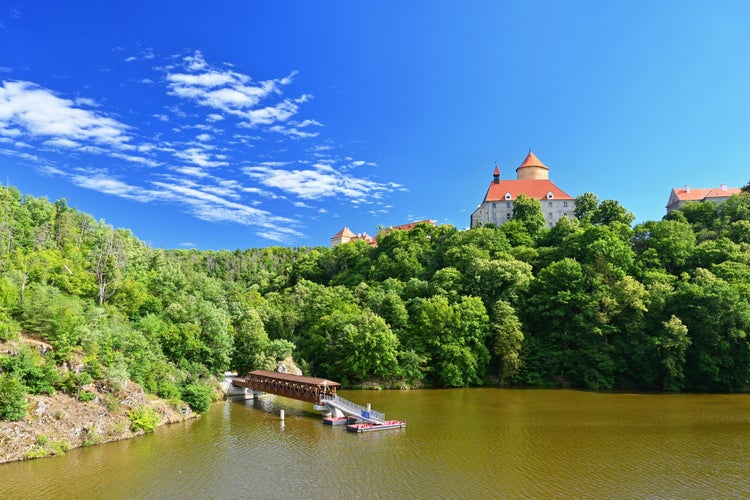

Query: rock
left=36, top=400, right=47, bottom=416
left=276, top=356, right=302, bottom=376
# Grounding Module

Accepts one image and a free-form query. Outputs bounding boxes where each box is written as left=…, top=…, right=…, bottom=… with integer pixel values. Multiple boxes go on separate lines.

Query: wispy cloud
left=0, top=49, right=403, bottom=244
left=244, top=162, right=401, bottom=201
left=165, top=51, right=306, bottom=131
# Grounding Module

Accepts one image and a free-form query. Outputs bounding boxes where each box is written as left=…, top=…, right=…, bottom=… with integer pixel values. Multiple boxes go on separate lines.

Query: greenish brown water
left=2, top=388, right=750, bottom=498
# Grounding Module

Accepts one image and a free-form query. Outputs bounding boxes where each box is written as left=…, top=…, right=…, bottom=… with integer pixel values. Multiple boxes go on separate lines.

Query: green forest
left=2, top=183, right=750, bottom=421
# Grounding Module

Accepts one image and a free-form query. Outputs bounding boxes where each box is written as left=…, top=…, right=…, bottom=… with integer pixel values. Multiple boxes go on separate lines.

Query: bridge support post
left=314, top=404, right=344, bottom=419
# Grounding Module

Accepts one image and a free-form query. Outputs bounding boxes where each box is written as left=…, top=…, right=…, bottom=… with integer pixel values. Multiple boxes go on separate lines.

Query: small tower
left=515, top=150, right=549, bottom=180
left=493, top=164, right=500, bottom=184
left=330, top=226, right=356, bottom=247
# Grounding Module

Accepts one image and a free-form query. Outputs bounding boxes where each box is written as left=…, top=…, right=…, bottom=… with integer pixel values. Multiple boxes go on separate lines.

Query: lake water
left=2, top=388, right=750, bottom=498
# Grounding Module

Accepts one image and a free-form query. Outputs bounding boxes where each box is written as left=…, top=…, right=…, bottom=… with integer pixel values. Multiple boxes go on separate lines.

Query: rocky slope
left=0, top=380, right=195, bottom=464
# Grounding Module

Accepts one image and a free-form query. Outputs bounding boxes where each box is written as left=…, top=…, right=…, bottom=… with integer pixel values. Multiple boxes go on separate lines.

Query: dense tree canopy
left=2, top=184, right=750, bottom=423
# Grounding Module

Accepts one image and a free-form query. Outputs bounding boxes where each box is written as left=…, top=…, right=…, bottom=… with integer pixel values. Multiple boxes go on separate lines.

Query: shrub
left=104, top=357, right=129, bottom=392
left=26, top=437, right=70, bottom=458
left=181, top=383, right=214, bottom=413
left=102, top=394, right=120, bottom=412
left=0, top=373, right=27, bottom=421
left=1, top=346, right=59, bottom=395
left=128, top=406, right=161, bottom=433
left=78, top=390, right=96, bottom=402
left=157, top=381, right=181, bottom=400
left=0, top=310, right=19, bottom=341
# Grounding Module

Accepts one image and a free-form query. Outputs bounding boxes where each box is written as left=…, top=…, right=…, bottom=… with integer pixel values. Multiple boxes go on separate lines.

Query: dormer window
left=546, top=192, right=554, bottom=199
left=504, top=192, right=512, bottom=201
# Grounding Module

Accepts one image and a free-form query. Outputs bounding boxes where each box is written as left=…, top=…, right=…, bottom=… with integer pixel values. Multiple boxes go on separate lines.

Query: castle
left=471, top=151, right=576, bottom=228
left=666, top=184, right=742, bottom=212
left=330, top=150, right=744, bottom=246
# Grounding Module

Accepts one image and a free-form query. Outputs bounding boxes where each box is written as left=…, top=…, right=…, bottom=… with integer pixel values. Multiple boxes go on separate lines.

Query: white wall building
left=471, top=151, right=576, bottom=228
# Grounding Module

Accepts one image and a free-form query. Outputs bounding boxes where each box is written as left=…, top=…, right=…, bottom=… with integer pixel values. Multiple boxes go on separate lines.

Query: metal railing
left=321, top=393, right=385, bottom=423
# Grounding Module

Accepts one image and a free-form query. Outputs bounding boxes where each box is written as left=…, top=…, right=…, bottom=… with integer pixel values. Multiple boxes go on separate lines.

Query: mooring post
left=280, top=409, right=285, bottom=420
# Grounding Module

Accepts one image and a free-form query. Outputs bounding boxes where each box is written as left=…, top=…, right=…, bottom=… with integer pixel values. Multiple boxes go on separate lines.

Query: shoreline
left=0, top=382, right=197, bottom=465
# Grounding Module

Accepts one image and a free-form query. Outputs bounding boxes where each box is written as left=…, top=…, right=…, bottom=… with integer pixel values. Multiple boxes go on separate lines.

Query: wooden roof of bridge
left=247, top=370, right=341, bottom=388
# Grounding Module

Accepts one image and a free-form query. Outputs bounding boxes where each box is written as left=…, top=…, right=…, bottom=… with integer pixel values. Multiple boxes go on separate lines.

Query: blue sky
left=1, top=1, right=749, bottom=250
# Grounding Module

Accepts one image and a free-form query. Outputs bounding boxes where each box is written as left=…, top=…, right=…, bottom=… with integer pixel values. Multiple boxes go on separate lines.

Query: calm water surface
left=2, top=389, right=750, bottom=498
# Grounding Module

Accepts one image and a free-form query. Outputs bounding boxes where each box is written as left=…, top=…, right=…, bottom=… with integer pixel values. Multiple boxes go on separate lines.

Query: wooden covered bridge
left=232, top=370, right=399, bottom=428
left=232, top=370, right=340, bottom=405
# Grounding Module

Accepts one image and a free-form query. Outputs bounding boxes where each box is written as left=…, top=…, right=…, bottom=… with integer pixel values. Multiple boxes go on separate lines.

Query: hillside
left=2, top=183, right=750, bottom=461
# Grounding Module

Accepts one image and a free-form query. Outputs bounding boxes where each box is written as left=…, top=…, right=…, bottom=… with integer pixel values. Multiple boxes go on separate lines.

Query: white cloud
left=295, top=119, right=322, bottom=128
left=244, top=163, right=399, bottom=201
left=256, top=230, right=301, bottom=243
left=69, top=172, right=160, bottom=203
left=171, top=166, right=209, bottom=177
left=269, top=125, right=319, bottom=139
left=43, top=137, right=80, bottom=148
left=165, top=51, right=309, bottom=129
left=74, top=97, right=99, bottom=107
left=0, top=80, right=132, bottom=148
left=173, top=147, right=228, bottom=168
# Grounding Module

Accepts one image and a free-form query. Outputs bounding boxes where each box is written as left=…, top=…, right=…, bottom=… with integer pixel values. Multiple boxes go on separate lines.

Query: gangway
left=320, top=393, right=386, bottom=424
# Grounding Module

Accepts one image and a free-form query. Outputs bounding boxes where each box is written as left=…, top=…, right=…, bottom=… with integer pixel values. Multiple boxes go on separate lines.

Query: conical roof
left=516, top=151, right=548, bottom=171
left=332, top=226, right=356, bottom=238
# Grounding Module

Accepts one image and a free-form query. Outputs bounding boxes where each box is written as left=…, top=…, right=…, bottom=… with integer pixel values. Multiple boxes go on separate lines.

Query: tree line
left=1, top=184, right=750, bottom=420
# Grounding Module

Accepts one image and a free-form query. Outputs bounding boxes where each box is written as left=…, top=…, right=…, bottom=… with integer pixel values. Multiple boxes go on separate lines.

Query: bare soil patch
left=0, top=380, right=196, bottom=464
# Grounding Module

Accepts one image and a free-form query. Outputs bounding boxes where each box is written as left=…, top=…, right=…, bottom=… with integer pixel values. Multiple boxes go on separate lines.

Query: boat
left=346, top=420, right=406, bottom=433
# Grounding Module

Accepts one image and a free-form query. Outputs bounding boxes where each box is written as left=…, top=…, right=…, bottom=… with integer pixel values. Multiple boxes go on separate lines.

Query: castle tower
left=515, top=150, right=549, bottom=180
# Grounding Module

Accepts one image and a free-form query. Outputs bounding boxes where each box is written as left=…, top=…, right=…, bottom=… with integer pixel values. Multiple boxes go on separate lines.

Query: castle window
left=548, top=212, right=553, bottom=218
left=548, top=201, right=553, bottom=207
left=506, top=212, right=511, bottom=219
left=504, top=193, right=512, bottom=201
left=564, top=201, right=568, bottom=207
left=506, top=202, right=511, bottom=208
left=546, top=192, right=554, bottom=199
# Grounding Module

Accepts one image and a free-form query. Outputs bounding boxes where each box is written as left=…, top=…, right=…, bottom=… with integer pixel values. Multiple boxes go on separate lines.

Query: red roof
left=387, top=220, right=435, bottom=231
left=331, top=226, right=356, bottom=238
left=483, top=179, right=574, bottom=202
left=671, top=186, right=741, bottom=202
left=516, top=151, right=549, bottom=171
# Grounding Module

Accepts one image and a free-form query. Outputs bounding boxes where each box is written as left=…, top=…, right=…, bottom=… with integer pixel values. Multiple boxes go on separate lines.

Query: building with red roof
left=330, top=226, right=374, bottom=247
left=376, top=219, right=436, bottom=235
left=330, top=220, right=435, bottom=247
left=471, top=151, right=576, bottom=228
left=666, top=184, right=742, bottom=213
